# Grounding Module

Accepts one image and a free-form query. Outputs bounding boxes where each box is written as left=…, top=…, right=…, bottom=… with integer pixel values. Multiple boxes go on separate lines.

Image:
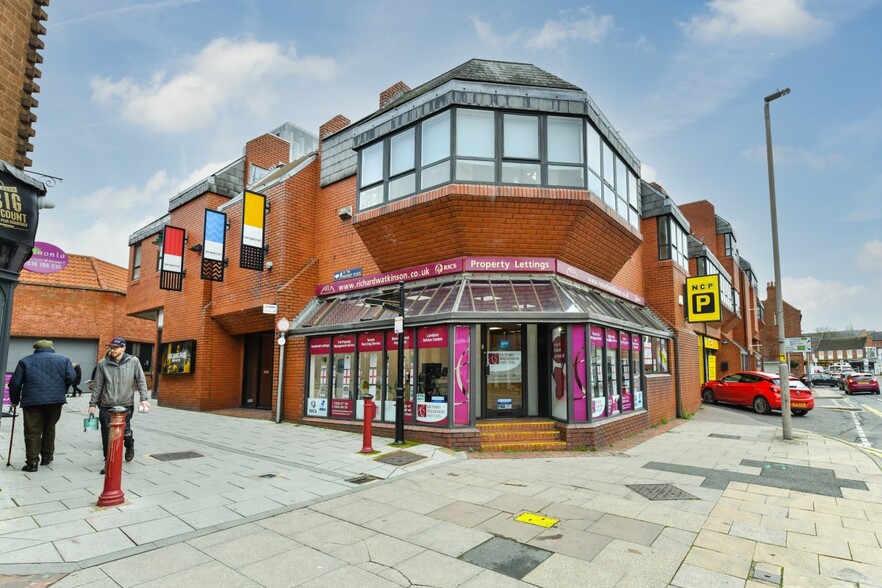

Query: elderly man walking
left=8, top=340, right=76, bottom=472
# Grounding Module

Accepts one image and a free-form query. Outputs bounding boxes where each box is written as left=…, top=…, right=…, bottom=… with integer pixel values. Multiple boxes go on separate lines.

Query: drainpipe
left=672, top=332, right=682, bottom=418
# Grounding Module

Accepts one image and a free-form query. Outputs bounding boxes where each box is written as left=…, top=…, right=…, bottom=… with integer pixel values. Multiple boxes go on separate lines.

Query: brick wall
left=244, top=133, right=291, bottom=185
left=0, top=0, right=47, bottom=168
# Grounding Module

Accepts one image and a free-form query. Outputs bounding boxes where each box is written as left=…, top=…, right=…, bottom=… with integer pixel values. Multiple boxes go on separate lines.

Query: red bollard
left=361, top=394, right=375, bottom=453
left=97, top=407, right=127, bottom=507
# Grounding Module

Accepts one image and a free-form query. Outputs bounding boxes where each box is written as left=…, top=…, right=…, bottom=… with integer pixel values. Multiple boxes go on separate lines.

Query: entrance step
left=477, top=419, right=567, bottom=452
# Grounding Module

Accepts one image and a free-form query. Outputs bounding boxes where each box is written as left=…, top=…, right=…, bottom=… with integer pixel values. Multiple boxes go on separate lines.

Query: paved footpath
left=1, top=395, right=881, bottom=587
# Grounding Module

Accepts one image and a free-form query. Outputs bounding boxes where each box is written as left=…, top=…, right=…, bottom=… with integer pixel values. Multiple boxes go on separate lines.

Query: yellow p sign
left=686, top=275, right=722, bottom=323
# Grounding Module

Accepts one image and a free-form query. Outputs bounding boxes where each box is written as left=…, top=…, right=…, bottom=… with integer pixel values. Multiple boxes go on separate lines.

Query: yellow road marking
left=863, top=404, right=882, bottom=419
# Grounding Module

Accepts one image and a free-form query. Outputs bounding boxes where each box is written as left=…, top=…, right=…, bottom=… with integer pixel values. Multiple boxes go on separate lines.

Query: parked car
left=702, top=371, right=814, bottom=416
left=843, top=373, right=880, bottom=395
left=809, top=372, right=840, bottom=387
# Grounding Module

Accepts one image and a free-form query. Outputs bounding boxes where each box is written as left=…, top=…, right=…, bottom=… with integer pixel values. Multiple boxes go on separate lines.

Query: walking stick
left=6, top=406, right=16, bottom=467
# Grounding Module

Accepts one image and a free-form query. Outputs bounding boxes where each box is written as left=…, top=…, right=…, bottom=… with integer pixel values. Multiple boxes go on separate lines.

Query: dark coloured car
left=702, top=371, right=814, bottom=416
left=844, top=373, right=880, bottom=395
left=809, top=372, right=840, bottom=387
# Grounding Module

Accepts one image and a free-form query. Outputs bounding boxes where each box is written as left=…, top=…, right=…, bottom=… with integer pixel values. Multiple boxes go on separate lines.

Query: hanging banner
left=159, top=225, right=185, bottom=291
left=201, top=209, right=227, bottom=281
left=240, top=191, right=266, bottom=270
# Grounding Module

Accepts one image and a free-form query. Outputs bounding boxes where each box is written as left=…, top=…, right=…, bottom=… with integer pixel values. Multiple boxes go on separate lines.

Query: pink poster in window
left=454, top=326, right=470, bottom=425
left=571, top=325, right=587, bottom=421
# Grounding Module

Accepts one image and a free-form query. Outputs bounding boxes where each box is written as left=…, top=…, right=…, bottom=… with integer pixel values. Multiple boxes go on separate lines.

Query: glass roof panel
left=493, top=281, right=519, bottom=312
left=534, top=282, right=564, bottom=312
left=314, top=298, right=372, bottom=327
left=512, top=281, right=541, bottom=311
left=470, top=281, right=498, bottom=312
left=421, top=282, right=457, bottom=315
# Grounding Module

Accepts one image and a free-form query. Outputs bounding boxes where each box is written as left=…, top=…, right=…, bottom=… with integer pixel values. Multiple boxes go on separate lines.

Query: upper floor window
left=132, top=243, right=142, bottom=280
left=355, top=108, right=640, bottom=229
left=724, top=232, right=737, bottom=257
left=657, top=216, right=688, bottom=271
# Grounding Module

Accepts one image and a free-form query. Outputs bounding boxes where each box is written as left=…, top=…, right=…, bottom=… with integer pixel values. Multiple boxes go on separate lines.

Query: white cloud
left=783, top=276, right=869, bottom=331
left=470, top=8, right=614, bottom=51
left=36, top=160, right=233, bottom=266
left=740, top=145, right=849, bottom=170
left=843, top=173, right=882, bottom=221
left=91, top=37, right=336, bottom=133
left=526, top=8, right=614, bottom=49
left=857, top=240, right=882, bottom=270
left=681, top=0, right=829, bottom=43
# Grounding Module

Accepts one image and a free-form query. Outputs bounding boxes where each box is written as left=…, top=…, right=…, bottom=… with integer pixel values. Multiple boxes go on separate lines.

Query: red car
left=702, top=371, right=814, bottom=416
left=844, top=373, right=880, bottom=395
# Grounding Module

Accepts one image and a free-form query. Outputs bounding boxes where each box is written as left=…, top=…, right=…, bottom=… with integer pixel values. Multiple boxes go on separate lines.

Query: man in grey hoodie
left=88, top=337, right=150, bottom=472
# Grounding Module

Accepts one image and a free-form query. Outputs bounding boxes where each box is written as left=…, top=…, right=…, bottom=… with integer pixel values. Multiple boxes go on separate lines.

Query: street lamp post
left=394, top=281, right=405, bottom=445
left=764, top=87, right=792, bottom=440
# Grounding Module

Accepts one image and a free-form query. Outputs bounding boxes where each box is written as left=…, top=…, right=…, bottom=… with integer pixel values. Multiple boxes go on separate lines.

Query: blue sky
left=29, top=0, right=882, bottom=332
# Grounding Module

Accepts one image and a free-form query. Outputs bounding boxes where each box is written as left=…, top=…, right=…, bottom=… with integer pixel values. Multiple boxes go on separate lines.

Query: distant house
left=8, top=253, right=156, bottom=387
left=805, top=330, right=876, bottom=374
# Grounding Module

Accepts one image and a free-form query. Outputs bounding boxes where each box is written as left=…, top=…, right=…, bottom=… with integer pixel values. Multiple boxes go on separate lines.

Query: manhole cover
left=460, top=537, right=552, bottom=580
left=150, top=451, right=205, bottom=462
left=627, top=483, right=698, bottom=501
left=346, top=474, right=381, bottom=485
left=374, top=451, right=426, bottom=466
left=709, top=433, right=741, bottom=440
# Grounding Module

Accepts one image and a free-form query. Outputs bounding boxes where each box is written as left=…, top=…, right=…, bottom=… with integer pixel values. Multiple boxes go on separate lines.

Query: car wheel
left=753, top=396, right=771, bottom=415
left=846, top=389, right=851, bottom=395
left=792, top=410, right=808, bottom=416
left=702, top=388, right=717, bottom=404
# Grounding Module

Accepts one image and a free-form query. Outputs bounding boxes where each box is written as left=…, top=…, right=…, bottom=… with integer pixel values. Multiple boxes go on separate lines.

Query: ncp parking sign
left=685, top=275, right=722, bottom=323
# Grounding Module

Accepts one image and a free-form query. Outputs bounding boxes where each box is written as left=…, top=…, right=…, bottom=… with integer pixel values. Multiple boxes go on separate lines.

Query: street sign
left=685, top=275, right=721, bottom=323
left=784, top=337, right=811, bottom=352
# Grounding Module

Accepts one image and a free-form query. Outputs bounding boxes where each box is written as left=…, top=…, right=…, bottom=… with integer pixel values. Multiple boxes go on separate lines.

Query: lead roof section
left=639, top=180, right=691, bottom=231
left=320, top=58, right=639, bottom=187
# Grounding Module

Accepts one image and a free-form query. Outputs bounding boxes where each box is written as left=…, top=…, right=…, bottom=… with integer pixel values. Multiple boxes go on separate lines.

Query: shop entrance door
left=243, top=332, right=274, bottom=409
left=483, top=324, right=525, bottom=418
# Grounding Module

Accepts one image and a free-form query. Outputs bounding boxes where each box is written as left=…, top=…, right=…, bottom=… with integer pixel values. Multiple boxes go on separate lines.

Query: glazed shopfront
left=292, top=256, right=670, bottom=447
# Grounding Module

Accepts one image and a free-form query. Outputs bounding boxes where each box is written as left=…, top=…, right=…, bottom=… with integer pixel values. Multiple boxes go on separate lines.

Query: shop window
left=551, top=326, right=568, bottom=420
left=306, top=337, right=331, bottom=417
left=589, top=326, right=605, bottom=419
left=356, top=332, right=384, bottom=420
left=620, top=332, right=633, bottom=413
left=385, top=330, right=415, bottom=423
left=330, top=335, right=356, bottom=419
left=643, top=335, right=669, bottom=374
left=416, top=326, right=450, bottom=426
left=631, top=334, right=645, bottom=409
left=605, top=329, right=620, bottom=416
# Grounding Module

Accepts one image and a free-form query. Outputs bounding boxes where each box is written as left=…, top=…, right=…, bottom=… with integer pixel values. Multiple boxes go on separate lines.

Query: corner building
left=127, top=60, right=706, bottom=450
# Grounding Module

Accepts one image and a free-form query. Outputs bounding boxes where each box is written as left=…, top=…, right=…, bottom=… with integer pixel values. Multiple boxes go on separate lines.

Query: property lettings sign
left=685, top=275, right=721, bottom=323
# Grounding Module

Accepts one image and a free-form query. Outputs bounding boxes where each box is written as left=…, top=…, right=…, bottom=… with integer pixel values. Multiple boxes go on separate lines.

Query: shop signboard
left=571, top=325, right=587, bottom=421
left=23, top=241, right=68, bottom=274
left=330, top=398, right=354, bottom=419
left=306, top=397, right=327, bottom=417
left=454, top=326, right=470, bottom=425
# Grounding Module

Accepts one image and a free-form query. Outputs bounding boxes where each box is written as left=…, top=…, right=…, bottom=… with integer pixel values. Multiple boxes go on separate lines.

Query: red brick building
left=124, top=59, right=773, bottom=449
left=762, top=282, right=805, bottom=375
left=7, top=253, right=157, bottom=384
